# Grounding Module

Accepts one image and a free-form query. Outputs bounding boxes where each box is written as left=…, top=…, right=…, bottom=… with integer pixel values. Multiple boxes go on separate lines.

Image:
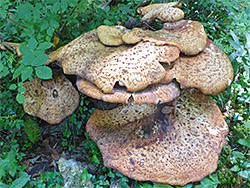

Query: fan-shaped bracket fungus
left=97, top=25, right=130, bottom=46
left=122, top=20, right=207, bottom=56
left=84, top=42, right=180, bottom=93
left=139, top=3, right=184, bottom=23
left=161, top=40, right=234, bottom=95
left=86, top=89, right=228, bottom=186
left=77, top=78, right=180, bottom=104
left=22, top=74, right=79, bottom=124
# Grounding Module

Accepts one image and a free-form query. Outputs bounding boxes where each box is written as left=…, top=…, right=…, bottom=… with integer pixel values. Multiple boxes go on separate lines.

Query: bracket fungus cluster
left=21, top=1, right=234, bottom=185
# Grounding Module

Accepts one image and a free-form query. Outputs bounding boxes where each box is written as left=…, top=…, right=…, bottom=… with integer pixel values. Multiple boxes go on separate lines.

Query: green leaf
left=13, top=64, right=25, bottom=79
left=154, top=184, right=173, bottom=188
left=28, top=37, right=37, bottom=50
left=51, top=2, right=60, bottom=14
left=10, top=172, right=30, bottom=188
left=0, top=182, right=8, bottom=188
left=230, top=165, right=240, bottom=172
left=32, top=53, right=49, bottom=66
left=91, top=154, right=100, bottom=164
left=21, top=67, right=33, bottom=82
left=238, top=170, right=250, bottom=179
left=61, top=0, right=68, bottom=11
left=16, top=93, right=25, bottom=104
left=9, top=84, right=17, bottom=90
left=47, top=26, right=55, bottom=36
left=243, top=121, right=250, bottom=129
left=40, top=19, right=49, bottom=31
left=232, top=151, right=245, bottom=159
left=238, top=137, right=250, bottom=147
left=35, top=66, right=52, bottom=79
left=37, top=42, right=53, bottom=50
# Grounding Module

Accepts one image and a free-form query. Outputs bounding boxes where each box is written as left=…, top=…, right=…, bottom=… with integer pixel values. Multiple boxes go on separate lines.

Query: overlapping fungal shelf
left=22, top=1, right=234, bottom=185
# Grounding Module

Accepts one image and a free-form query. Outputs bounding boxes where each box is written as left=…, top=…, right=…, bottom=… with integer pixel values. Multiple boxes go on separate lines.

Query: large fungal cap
left=86, top=89, right=228, bottom=185
left=122, top=20, right=207, bottom=55
left=45, top=30, right=130, bottom=75
left=161, top=39, right=234, bottom=95
left=97, top=25, right=128, bottom=46
left=137, top=2, right=182, bottom=15
left=85, top=42, right=177, bottom=93
left=76, top=78, right=180, bottom=104
left=140, top=5, right=184, bottom=23
left=22, top=74, right=79, bottom=124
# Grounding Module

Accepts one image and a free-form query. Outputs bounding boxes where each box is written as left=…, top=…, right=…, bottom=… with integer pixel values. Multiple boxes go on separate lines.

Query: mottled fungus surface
left=22, top=75, right=79, bottom=124
left=84, top=42, right=178, bottom=93
left=45, top=30, right=130, bottom=76
left=122, top=20, right=207, bottom=55
left=77, top=78, right=180, bottom=104
left=140, top=5, right=184, bottom=23
left=161, top=40, right=234, bottom=95
left=97, top=25, right=128, bottom=46
left=86, top=89, right=228, bottom=186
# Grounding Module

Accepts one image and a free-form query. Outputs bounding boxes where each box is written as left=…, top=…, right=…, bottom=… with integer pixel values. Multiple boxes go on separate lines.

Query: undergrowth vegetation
left=0, top=0, right=249, bottom=187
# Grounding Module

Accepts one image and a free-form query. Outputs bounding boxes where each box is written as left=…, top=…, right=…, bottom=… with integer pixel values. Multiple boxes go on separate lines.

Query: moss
left=24, top=119, right=42, bottom=143
left=229, top=123, right=250, bottom=150
left=217, top=161, right=234, bottom=185
left=219, top=145, right=232, bottom=167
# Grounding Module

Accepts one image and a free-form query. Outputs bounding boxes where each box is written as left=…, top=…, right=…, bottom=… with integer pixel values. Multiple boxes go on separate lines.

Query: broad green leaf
left=28, top=37, right=37, bottom=50
left=13, top=64, right=25, bottom=79
left=232, top=151, right=245, bottom=159
left=230, top=30, right=239, bottom=43
left=51, top=2, right=60, bottom=14
left=35, top=66, right=52, bottom=79
left=91, top=154, right=100, bottom=164
left=230, top=165, right=240, bottom=172
left=22, top=52, right=35, bottom=66
left=243, top=121, right=250, bottom=129
left=238, top=137, right=250, bottom=147
left=61, top=0, right=68, bottom=11
left=47, top=26, right=55, bottom=36
left=40, top=19, right=49, bottom=31
left=0, top=66, right=9, bottom=78
left=0, top=63, right=4, bottom=71
left=9, top=84, right=17, bottom=90
left=238, top=170, right=250, bottom=179
left=10, top=172, right=30, bottom=188
left=21, top=67, right=33, bottom=82
left=0, top=182, right=8, bottom=188
left=20, top=44, right=32, bottom=56
left=37, top=42, right=53, bottom=50
left=32, top=53, right=49, bottom=66
left=18, top=86, right=25, bottom=93
left=50, top=18, right=60, bottom=28
left=16, top=93, right=25, bottom=104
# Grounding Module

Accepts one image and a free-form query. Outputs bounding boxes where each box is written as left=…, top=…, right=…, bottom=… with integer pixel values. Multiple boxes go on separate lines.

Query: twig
left=7, top=17, right=28, bottom=29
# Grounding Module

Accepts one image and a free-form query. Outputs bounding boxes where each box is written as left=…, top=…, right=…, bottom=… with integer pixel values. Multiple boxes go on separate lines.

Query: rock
left=58, top=158, right=94, bottom=188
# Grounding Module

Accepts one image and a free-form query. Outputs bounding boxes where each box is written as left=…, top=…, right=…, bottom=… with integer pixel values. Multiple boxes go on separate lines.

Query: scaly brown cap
left=97, top=25, right=128, bottom=46
left=122, top=20, right=207, bottom=55
left=22, top=75, right=79, bottom=124
left=76, top=78, right=180, bottom=104
left=86, top=89, right=228, bottom=185
left=161, top=39, right=234, bottom=95
left=45, top=30, right=130, bottom=75
left=84, top=42, right=178, bottom=93
left=137, top=2, right=182, bottom=15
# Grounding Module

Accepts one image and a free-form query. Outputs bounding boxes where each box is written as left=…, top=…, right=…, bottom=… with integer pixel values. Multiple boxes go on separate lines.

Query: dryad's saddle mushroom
left=26, top=1, right=232, bottom=186
left=22, top=74, right=79, bottom=124
left=86, top=89, right=228, bottom=186
left=77, top=78, right=180, bottom=104
left=161, top=40, right=234, bottom=95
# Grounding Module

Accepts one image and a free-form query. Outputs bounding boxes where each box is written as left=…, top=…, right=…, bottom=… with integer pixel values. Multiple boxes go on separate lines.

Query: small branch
left=7, top=17, right=28, bottom=29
